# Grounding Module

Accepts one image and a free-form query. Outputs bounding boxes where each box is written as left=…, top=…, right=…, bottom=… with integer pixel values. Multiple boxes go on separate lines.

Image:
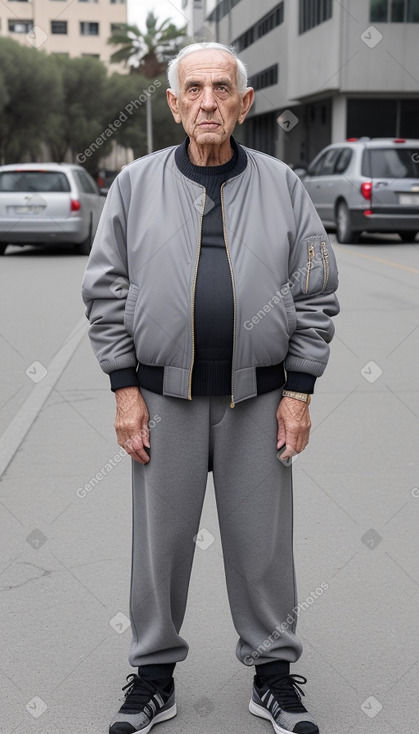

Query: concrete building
left=181, top=0, right=212, bottom=40
left=207, top=0, right=419, bottom=167
left=0, top=0, right=127, bottom=69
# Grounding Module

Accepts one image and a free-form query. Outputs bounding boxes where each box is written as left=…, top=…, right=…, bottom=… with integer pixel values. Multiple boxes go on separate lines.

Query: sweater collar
left=175, top=136, right=247, bottom=181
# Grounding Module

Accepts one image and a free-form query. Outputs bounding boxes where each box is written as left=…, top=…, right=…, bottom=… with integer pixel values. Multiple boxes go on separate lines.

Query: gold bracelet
left=282, top=390, right=311, bottom=405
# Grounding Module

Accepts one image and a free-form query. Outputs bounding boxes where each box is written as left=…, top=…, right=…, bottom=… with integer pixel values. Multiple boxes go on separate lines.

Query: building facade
left=181, top=0, right=210, bottom=39
left=0, top=0, right=127, bottom=68
left=207, top=0, right=419, bottom=167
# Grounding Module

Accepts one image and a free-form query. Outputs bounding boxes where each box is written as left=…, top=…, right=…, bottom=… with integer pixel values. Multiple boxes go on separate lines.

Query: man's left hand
left=276, top=397, right=311, bottom=460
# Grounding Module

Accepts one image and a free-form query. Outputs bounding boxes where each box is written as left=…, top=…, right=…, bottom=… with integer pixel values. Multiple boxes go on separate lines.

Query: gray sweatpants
left=128, top=387, right=303, bottom=669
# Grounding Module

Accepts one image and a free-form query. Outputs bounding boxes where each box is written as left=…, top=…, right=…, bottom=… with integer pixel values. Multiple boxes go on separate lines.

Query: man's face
left=167, top=50, right=253, bottom=147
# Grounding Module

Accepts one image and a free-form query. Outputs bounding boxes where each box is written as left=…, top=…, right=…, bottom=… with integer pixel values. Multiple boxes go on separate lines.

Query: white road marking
left=0, top=314, right=88, bottom=479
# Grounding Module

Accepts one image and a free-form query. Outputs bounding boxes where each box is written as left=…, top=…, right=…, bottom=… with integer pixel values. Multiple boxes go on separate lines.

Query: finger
left=141, top=423, right=150, bottom=448
left=125, top=437, right=150, bottom=464
left=133, top=448, right=150, bottom=464
left=276, top=416, right=286, bottom=449
left=279, top=444, right=297, bottom=460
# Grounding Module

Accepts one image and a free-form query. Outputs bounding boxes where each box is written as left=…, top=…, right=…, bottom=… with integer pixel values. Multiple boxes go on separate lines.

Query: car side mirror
left=99, top=188, right=109, bottom=197
left=293, top=168, right=307, bottom=180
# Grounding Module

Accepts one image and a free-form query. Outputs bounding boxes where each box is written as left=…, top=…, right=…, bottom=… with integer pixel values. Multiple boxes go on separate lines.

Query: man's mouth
left=198, top=122, right=220, bottom=128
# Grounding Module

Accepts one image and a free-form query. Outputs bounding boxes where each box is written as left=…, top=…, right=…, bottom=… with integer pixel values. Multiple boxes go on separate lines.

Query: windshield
left=362, top=149, right=419, bottom=178
left=0, top=171, right=71, bottom=192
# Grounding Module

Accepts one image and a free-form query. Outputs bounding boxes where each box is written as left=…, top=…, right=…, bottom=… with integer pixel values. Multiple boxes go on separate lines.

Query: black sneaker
left=249, top=673, right=319, bottom=734
left=109, top=673, right=176, bottom=734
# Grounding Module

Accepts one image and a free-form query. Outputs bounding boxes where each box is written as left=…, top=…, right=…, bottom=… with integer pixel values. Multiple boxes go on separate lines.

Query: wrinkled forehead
left=178, top=50, right=238, bottom=87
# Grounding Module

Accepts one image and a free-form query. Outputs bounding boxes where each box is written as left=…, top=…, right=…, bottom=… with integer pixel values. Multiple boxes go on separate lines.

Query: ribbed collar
left=175, top=136, right=247, bottom=182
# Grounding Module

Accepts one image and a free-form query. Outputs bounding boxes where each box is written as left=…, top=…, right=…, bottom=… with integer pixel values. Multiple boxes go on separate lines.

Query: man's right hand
left=114, top=386, right=150, bottom=464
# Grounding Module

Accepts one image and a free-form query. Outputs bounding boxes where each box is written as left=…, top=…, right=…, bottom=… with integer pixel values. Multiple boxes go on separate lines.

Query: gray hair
left=167, top=42, right=248, bottom=95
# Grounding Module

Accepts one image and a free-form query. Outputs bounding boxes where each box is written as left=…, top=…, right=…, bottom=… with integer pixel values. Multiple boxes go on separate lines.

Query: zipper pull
left=230, top=399, right=235, bottom=408
left=305, top=244, right=315, bottom=293
left=321, top=240, right=329, bottom=290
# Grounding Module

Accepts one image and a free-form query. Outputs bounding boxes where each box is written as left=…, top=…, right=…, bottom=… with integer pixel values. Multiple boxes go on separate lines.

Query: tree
left=0, top=39, right=63, bottom=164
left=46, top=56, right=113, bottom=172
left=108, top=12, right=187, bottom=153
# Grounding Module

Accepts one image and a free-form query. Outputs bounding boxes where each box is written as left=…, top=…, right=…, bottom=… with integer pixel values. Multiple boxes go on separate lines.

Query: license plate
left=12, top=205, right=45, bottom=215
left=399, top=194, right=419, bottom=206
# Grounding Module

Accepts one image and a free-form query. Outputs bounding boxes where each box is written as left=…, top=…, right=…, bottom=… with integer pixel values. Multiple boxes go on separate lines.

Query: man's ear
left=166, top=89, right=182, bottom=123
left=238, top=87, right=255, bottom=124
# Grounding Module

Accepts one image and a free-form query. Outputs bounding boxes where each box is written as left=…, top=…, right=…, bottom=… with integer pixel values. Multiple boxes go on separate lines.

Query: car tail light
left=394, top=138, right=406, bottom=143
left=70, top=199, right=81, bottom=212
left=361, top=181, right=372, bottom=200
left=363, top=210, right=373, bottom=216
left=346, top=137, right=358, bottom=142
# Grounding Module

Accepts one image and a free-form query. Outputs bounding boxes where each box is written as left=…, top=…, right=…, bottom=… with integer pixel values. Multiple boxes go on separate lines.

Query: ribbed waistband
left=137, top=362, right=285, bottom=397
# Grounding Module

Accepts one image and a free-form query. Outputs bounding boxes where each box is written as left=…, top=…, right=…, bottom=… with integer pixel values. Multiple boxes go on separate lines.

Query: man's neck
left=187, top=139, right=234, bottom=167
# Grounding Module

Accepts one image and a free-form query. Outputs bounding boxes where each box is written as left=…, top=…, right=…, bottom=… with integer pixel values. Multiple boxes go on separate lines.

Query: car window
left=74, top=170, right=98, bottom=195
left=308, top=149, right=340, bottom=176
left=334, top=148, right=353, bottom=174
left=0, top=171, right=70, bottom=192
left=319, top=148, right=341, bottom=175
left=81, top=170, right=100, bottom=195
left=362, top=148, right=419, bottom=178
left=308, top=152, right=328, bottom=176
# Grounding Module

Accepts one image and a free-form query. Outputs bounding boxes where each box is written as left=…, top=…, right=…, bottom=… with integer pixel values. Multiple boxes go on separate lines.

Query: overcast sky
left=127, top=0, right=188, bottom=31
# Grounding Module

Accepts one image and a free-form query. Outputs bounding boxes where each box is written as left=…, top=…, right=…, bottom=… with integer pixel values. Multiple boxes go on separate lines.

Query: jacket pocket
left=123, top=284, right=139, bottom=336
left=303, top=236, right=335, bottom=294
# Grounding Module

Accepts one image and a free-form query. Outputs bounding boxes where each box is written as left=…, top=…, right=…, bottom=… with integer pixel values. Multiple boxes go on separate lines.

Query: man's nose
left=200, top=87, right=217, bottom=110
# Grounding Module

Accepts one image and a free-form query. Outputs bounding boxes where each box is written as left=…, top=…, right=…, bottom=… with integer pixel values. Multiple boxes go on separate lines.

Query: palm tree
left=108, top=12, right=187, bottom=153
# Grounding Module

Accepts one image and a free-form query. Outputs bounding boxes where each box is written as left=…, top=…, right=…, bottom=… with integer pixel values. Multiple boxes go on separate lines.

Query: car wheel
left=336, top=202, right=360, bottom=244
left=75, top=221, right=92, bottom=255
left=0, top=244, right=7, bottom=256
left=399, top=231, right=417, bottom=243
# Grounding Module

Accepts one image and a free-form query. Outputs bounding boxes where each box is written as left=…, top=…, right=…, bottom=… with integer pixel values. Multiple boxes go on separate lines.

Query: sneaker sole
left=131, top=702, right=177, bottom=734
left=249, top=699, right=295, bottom=734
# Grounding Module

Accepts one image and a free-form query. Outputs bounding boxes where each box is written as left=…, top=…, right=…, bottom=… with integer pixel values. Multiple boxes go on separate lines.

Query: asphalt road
left=0, top=235, right=418, bottom=734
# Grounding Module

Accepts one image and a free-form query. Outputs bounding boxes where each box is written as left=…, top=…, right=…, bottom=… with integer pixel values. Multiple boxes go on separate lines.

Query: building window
left=207, top=0, right=243, bottom=23
left=110, top=23, right=123, bottom=33
left=299, top=0, right=332, bottom=34
left=110, top=0, right=126, bottom=4
left=234, top=3, right=284, bottom=51
left=82, top=53, right=100, bottom=58
left=79, top=0, right=98, bottom=3
left=370, top=0, right=419, bottom=21
left=248, top=64, right=278, bottom=91
left=80, top=21, right=99, bottom=35
left=51, top=20, right=68, bottom=34
left=8, top=20, right=33, bottom=33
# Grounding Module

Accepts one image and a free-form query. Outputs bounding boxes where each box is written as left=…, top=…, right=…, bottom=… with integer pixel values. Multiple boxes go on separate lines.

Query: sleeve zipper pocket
left=305, top=240, right=331, bottom=293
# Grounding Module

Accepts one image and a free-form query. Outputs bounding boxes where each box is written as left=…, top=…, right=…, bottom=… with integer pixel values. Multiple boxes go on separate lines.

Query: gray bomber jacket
left=82, top=142, right=339, bottom=405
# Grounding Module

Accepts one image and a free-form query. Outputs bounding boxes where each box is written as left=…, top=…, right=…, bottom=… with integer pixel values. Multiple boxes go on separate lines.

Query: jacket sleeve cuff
left=109, top=367, right=139, bottom=392
left=284, top=371, right=316, bottom=394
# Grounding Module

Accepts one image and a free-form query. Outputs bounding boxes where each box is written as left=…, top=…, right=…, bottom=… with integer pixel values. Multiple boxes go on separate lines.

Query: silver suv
left=301, top=138, right=419, bottom=243
left=0, top=163, right=106, bottom=255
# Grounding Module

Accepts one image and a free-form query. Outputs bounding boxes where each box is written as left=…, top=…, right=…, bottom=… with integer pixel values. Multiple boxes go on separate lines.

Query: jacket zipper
left=305, top=243, right=315, bottom=293
left=187, top=188, right=206, bottom=400
left=220, top=183, right=237, bottom=408
left=321, top=240, right=329, bottom=291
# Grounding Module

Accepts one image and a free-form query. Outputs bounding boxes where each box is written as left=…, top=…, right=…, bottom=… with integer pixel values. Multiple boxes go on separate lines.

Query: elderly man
left=82, top=42, right=339, bottom=734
